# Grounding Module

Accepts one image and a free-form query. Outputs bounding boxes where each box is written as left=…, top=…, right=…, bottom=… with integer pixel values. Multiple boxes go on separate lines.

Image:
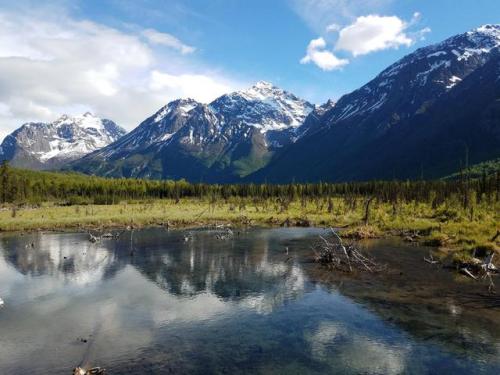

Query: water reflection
left=0, top=228, right=498, bottom=374
left=307, top=321, right=409, bottom=374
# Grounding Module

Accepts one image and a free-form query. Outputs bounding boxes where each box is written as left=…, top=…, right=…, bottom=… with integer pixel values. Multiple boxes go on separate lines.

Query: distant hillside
left=444, top=158, right=500, bottom=180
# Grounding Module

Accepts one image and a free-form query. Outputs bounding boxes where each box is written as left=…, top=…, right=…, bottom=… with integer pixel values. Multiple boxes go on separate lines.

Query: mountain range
left=1, top=24, right=499, bottom=182
left=69, top=81, right=316, bottom=181
left=252, top=24, right=500, bottom=182
left=0, top=113, right=125, bottom=169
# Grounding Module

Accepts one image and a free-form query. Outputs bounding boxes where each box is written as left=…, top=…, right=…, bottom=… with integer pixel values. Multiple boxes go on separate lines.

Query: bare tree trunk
left=363, top=197, right=375, bottom=225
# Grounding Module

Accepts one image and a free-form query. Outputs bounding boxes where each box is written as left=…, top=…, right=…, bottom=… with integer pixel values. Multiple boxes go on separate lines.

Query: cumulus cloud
left=300, top=12, right=430, bottom=71
left=336, top=15, right=413, bottom=56
left=149, top=71, right=233, bottom=102
left=0, top=10, right=241, bottom=141
left=300, top=37, right=349, bottom=71
left=291, top=0, right=395, bottom=34
left=142, top=29, right=196, bottom=54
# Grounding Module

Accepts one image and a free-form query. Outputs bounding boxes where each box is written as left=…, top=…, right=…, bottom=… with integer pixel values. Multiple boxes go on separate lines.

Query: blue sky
left=0, top=0, right=498, bottom=138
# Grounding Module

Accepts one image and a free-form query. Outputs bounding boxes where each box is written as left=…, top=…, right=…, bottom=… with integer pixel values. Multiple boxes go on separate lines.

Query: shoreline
left=2, top=217, right=498, bottom=297
left=0, top=200, right=497, bottom=263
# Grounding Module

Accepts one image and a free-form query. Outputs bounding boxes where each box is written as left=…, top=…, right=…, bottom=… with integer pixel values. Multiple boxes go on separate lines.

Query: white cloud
left=300, top=37, right=349, bottom=71
left=300, top=12, right=430, bottom=71
left=0, top=10, right=241, bottom=142
left=326, top=23, right=341, bottom=32
left=291, top=0, right=395, bottom=33
left=336, top=15, right=413, bottom=56
left=142, top=29, right=196, bottom=54
left=149, top=70, right=235, bottom=102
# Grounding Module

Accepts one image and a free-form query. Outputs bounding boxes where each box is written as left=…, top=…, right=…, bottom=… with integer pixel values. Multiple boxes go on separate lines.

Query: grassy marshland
left=0, top=163, right=498, bottom=261
left=0, top=196, right=498, bottom=262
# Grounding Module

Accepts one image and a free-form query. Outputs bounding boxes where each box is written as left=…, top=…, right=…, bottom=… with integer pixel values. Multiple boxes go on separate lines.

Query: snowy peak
left=211, top=81, right=314, bottom=132
left=153, top=98, right=200, bottom=123
left=0, top=113, right=126, bottom=169
left=53, top=112, right=110, bottom=131
left=96, top=98, right=205, bottom=157
left=325, top=24, right=500, bottom=125
left=239, top=80, right=281, bottom=100
left=86, top=83, right=315, bottom=170
left=467, top=24, right=500, bottom=48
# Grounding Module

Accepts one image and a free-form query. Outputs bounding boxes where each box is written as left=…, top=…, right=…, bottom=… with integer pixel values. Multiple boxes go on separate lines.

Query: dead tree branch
left=314, top=228, right=383, bottom=273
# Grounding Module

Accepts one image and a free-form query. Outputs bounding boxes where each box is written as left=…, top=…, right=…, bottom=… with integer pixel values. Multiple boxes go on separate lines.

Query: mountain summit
left=0, top=113, right=126, bottom=169
left=70, top=82, right=314, bottom=180
left=210, top=81, right=314, bottom=132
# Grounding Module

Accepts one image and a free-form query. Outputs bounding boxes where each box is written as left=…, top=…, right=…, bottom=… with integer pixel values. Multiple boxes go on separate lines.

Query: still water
left=0, top=228, right=498, bottom=374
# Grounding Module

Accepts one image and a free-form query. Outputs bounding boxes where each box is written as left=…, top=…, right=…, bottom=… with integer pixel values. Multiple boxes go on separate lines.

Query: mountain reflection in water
left=0, top=228, right=498, bottom=374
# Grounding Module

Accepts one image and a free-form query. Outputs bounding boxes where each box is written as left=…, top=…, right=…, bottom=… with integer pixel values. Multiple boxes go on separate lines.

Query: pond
left=0, top=227, right=498, bottom=374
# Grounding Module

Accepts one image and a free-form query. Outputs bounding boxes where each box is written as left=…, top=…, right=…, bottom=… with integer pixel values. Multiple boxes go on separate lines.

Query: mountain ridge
left=249, top=24, right=500, bottom=182
left=4, top=24, right=499, bottom=182
left=70, top=81, right=315, bottom=181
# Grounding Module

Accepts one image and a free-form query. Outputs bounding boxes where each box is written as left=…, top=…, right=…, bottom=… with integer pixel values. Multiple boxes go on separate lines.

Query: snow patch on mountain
left=446, top=75, right=462, bottom=89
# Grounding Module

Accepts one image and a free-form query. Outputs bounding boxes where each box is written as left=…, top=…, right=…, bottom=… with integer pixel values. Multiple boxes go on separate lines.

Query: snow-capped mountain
left=71, top=82, right=314, bottom=181
left=72, top=25, right=500, bottom=183
left=252, top=24, right=500, bottom=182
left=323, top=24, right=500, bottom=127
left=0, top=113, right=126, bottom=169
left=210, top=81, right=314, bottom=132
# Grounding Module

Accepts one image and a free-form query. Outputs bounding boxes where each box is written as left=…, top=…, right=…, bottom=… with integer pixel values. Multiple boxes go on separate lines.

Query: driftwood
left=88, top=233, right=100, bottom=243
left=461, top=268, right=478, bottom=280
left=88, top=231, right=121, bottom=243
left=424, top=251, right=440, bottom=265
left=314, top=228, right=383, bottom=273
left=73, top=367, right=105, bottom=375
left=100, top=232, right=121, bottom=240
left=214, top=228, right=234, bottom=240
left=482, top=252, right=497, bottom=293
left=459, top=251, right=498, bottom=293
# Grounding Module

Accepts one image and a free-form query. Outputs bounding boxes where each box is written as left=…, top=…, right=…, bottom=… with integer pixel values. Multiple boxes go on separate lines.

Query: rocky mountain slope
left=0, top=113, right=126, bottom=169
left=250, top=24, right=500, bottom=182
left=70, top=82, right=315, bottom=181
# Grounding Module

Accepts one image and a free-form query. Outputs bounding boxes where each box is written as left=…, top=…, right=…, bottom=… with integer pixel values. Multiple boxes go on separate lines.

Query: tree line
left=0, top=162, right=498, bottom=207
